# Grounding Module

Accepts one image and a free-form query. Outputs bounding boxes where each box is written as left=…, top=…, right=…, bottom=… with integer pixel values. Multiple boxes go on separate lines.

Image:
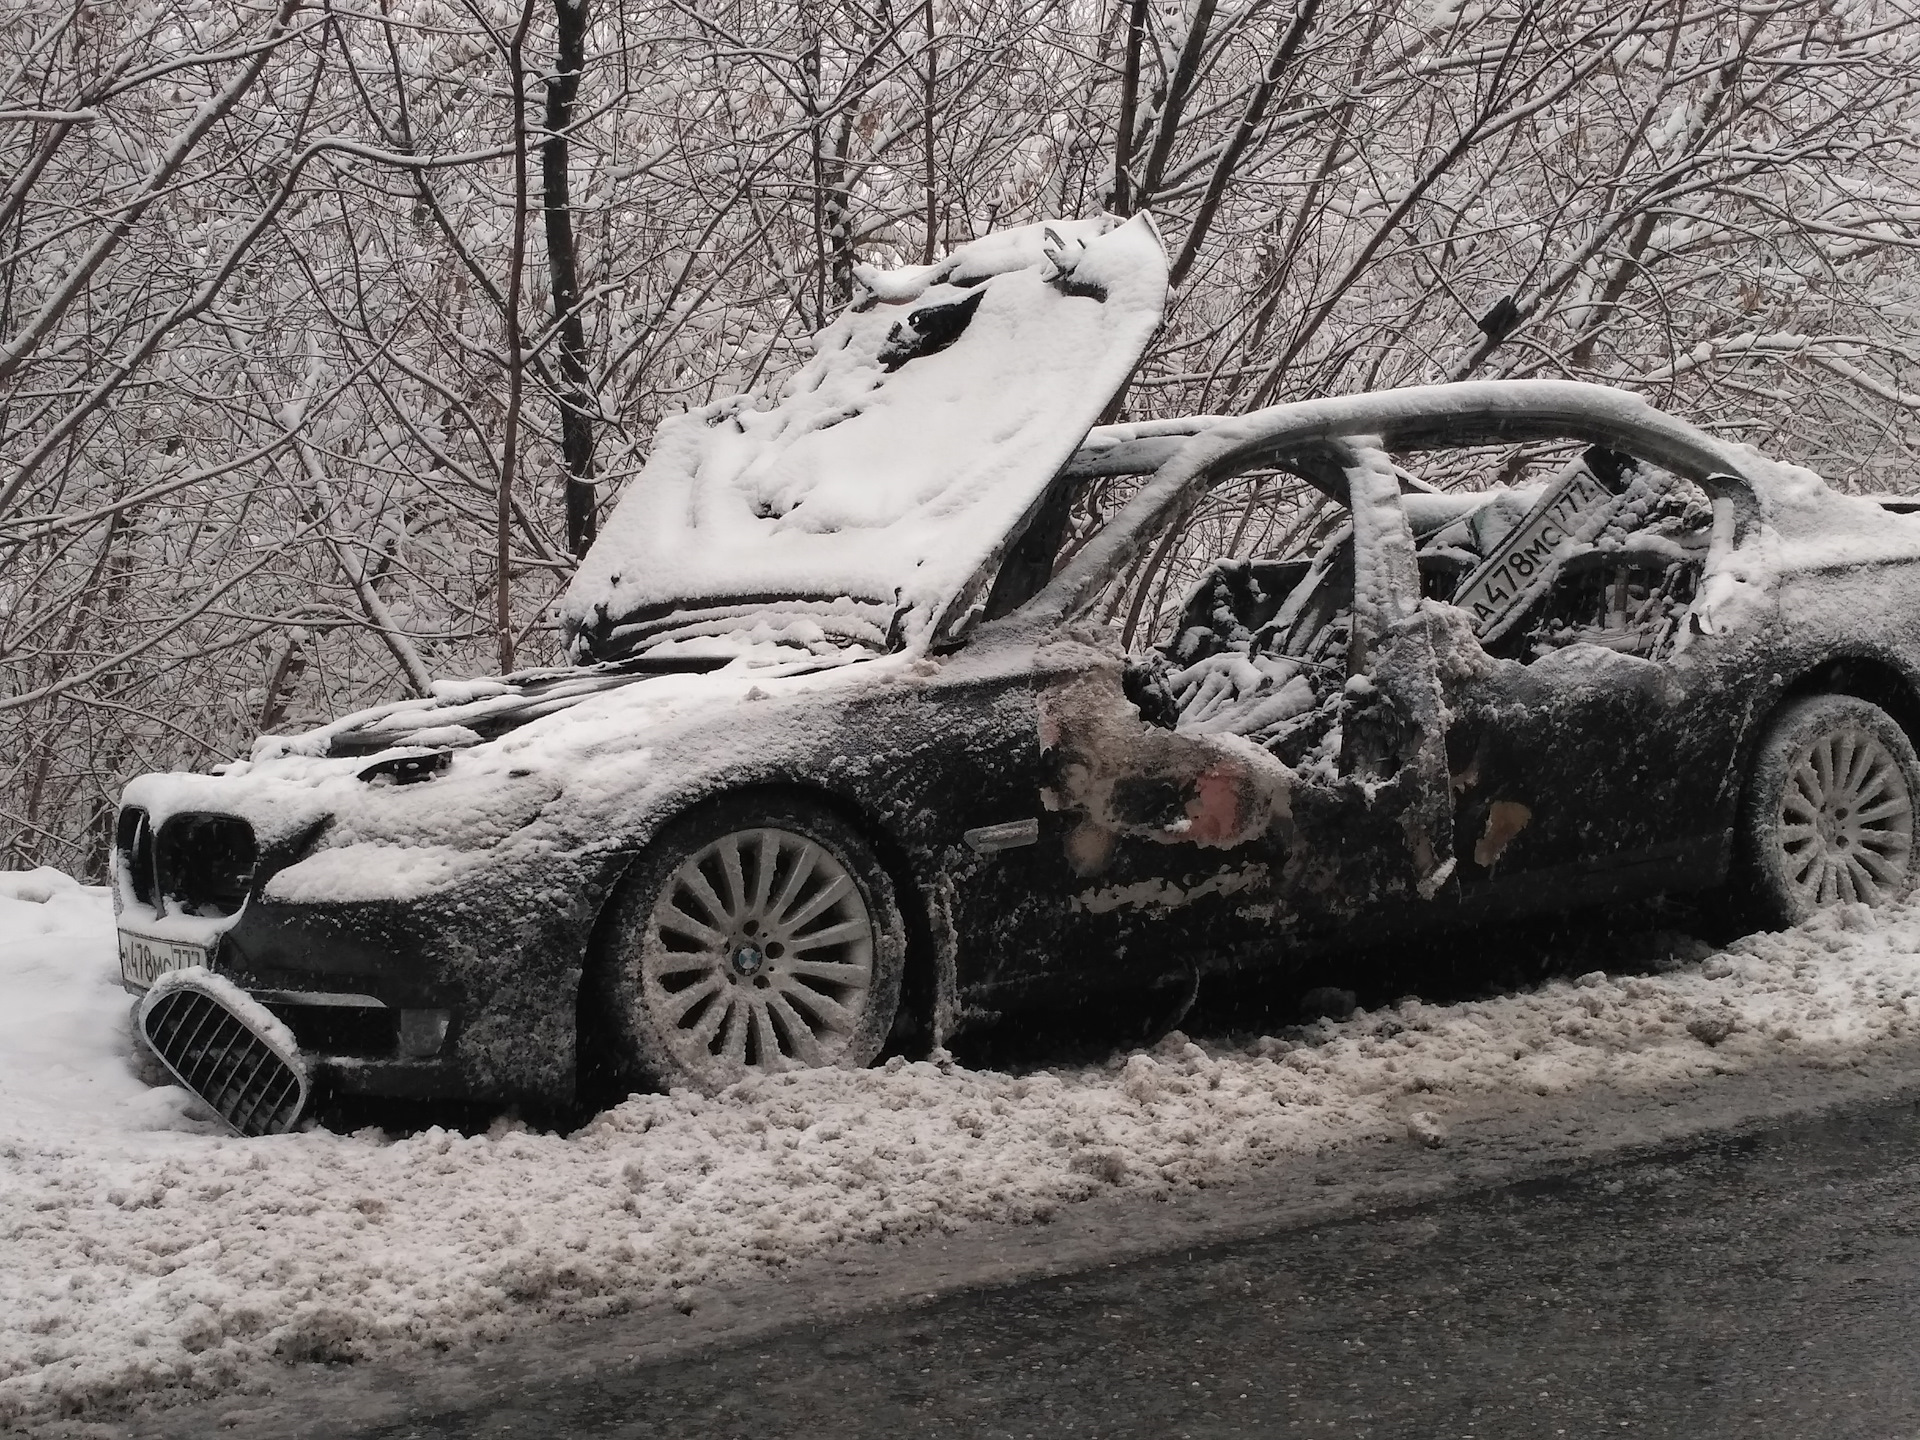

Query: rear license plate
left=119, top=931, right=210, bottom=989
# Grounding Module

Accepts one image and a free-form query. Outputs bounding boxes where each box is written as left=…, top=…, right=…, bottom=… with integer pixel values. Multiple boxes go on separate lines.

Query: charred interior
left=1040, top=436, right=1718, bottom=779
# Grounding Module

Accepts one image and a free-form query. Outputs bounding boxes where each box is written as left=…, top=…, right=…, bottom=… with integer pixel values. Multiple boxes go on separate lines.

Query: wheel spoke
left=648, top=948, right=721, bottom=979
left=717, top=835, right=747, bottom=917
left=749, top=998, right=784, bottom=1067
left=1853, top=754, right=1896, bottom=797
left=682, top=988, right=732, bottom=1049
left=717, top=996, right=749, bottom=1062
left=749, top=831, right=780, bottom=917
left=1790, top=766, right=1824, bottom=814
left=783, top=873, right=854, bottom=932
left=787, top=917, right=869, bottom=954
left=1852, top=856, right=1883, bottom=902
left=675, top=863, right=734, bottom=929
left=1811, top=736, right=1836, bottom=796
left=1844, top=750, right=1885, bottom=806
left=784, top=957, right=870, bottom=985
left=656, top=901, right=725, bottom=950
left=1853, top=737, right=1888, bottom=800
left=661, top=973, right=725, bottom=1024
left=1848, top=863, right=1885, bottom=904
left=775, top=977, right=858, bottom=1035
left=766, top=992, right=825, bottom=1066
left=1837, top=856, right=1862, bottom=903
left=1789, top=840, right=1820, bottom=883
left=765, top=843, right=819, bottom=926
left=1833, top=733, right=1860, bottom=799
left=1854, top=824, right=1911, bottom=853
left=1855, top=797, right=1912, bottom=827
left=1854, top=846, right=1903, bottom=885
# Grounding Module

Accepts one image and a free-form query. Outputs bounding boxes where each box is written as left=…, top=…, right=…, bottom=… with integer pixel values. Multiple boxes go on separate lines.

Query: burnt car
left=115, top=215, right=1920, bottom=1130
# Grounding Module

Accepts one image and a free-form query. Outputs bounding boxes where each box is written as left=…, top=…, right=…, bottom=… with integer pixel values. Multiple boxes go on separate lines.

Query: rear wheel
left=591, top=797, right=906, bottom=1093
left=1742, top=694, right=1920, bottom=925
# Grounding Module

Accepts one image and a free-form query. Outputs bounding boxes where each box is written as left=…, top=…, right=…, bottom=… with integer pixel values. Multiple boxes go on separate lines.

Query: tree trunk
left=921, top=0, right=938, bottom=265
left=544, top=0, right=597, bottom=558
left=1109, top=0, right=1150, bottom=215
left=498, top=0, right=536, bottom=674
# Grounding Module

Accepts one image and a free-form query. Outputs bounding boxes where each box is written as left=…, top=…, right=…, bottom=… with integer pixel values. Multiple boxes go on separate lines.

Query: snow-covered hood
left=562, top=214, right=1169, bottom=659
left=122, top=652, right=915, bottom=907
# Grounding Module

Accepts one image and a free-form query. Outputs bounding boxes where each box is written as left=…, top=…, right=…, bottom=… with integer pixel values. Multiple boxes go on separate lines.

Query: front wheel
left=1741, top=694, right=1920, bottom=925
left=590, top=797, right=907, bottom=1094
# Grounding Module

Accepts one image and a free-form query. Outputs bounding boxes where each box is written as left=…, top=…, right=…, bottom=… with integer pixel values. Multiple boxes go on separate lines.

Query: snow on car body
left=113, top=216, right=1920, bottom=1125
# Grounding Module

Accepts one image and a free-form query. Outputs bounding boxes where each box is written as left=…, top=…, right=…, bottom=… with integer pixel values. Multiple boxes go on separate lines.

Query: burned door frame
left=1393, top=433, right=1758, bottom=907
left=1003, top=382, right=1766, bottom=954
left=1005, top=434, right=1460, bottom=985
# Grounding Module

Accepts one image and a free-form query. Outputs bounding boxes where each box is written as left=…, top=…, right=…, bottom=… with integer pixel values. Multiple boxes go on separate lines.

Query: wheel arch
left=1776, top=653, right=1920, bottom=754
left=572, top=780, right=947, bottom=1101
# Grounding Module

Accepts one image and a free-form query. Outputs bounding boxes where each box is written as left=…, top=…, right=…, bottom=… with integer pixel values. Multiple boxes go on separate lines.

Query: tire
left=590, top=796, right=907, bottom=1093
left=1741, top=694, right=1920, bottom=925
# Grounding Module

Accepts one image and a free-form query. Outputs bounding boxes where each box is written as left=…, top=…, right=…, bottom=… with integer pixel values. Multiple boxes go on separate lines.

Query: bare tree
left=544, top=0, right=598, bottom=558
left=6, top=0, right=1920, bottom=875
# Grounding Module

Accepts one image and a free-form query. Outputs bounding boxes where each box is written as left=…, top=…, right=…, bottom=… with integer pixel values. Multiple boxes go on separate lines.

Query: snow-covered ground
left=6, top=869, right=1920, bottom=1428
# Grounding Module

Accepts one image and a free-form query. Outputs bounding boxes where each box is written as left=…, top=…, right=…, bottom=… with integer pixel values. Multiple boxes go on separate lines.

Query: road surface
left=157, top=1089, right=1920, bottom=1440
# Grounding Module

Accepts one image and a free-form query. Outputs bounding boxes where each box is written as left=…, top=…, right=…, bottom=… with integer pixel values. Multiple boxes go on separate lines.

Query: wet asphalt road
left=344, top=1093, right=1920, bottom=1440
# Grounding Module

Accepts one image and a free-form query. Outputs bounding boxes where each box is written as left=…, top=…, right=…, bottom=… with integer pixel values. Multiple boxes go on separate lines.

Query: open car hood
left=562, top=214, right=1169, bottom=660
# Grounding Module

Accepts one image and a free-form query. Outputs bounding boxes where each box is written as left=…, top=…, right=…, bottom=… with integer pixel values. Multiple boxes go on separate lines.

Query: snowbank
left=0, top=870, right=195, bottom=1140
left=5, top=871, right=1920, bottom=1425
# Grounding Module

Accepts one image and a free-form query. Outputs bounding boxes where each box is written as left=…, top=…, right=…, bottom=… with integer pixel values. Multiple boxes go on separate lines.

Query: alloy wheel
left=1776, top=724, right=1916, bottom=908
left=640, top=826, right=876, bottom=1073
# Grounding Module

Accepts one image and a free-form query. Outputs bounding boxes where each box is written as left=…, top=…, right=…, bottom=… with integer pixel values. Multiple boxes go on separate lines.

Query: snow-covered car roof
left=561, top=214, right=1168, bottom=661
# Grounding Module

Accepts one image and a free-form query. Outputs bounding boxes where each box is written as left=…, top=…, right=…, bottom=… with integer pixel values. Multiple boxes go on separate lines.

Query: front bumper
left=320, top=1055, right=469, bottom=1101
left=117, top=876, right=597, bottom=1108
left=123, top=941, right=465, bottom=1100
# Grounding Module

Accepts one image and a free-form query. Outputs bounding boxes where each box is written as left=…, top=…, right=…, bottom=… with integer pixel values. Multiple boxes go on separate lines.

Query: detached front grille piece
left=138, top=975, right=309, bottom=1136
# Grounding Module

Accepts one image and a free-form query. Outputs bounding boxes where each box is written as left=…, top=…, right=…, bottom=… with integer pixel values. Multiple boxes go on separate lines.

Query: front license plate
left=119, top=931, right=210, bottom=989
